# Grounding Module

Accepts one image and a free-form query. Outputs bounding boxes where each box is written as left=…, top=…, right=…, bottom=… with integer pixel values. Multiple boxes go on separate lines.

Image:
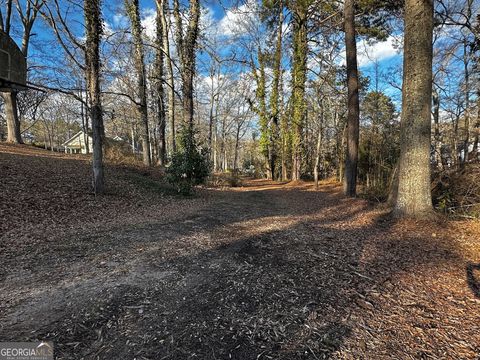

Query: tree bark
left=314, top=124, right=322, bottom=190
left=279, top=71, right=288, bottom=181
left=155, top=0, right=166, bottom=166
left=174, top=0, right=200, bottom=128
left=207, top=64, right=217, bottom=162
left=159, top=0, right=176, bottom=153
left=125, top=0, right=151, bottom=166
left=84, top=0, right=104, bottom=194
left=252, top=49, right=272, bottom=179
left=18, top=0, right=43, bottom=57
left=1, top=0, right=13, bottom=35
left=387, top=161, right=399, bottom=206
left=2, top=0, right=42, bottom=144
left=461, top=39, right=470, bottom=167
left=432, top=88, right=441, bottom=168
left=474, top=92, right=480, bottom=158
left=343, top=0, right=360, bottom=197
left=268, top=1, right=283, bottom=181
left=3, top=91, right=23, bottom=143
left=394, top=0, right=434, bottom=217
left=338, top=122, right=347, bottom=182
left=234, top=124, right=241, bottom=172
left=290, top=0, right=308, bottom=181
left=79, top=81, right=90, bottom=154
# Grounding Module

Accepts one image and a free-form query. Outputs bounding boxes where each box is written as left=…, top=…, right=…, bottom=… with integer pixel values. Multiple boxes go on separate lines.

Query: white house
left=63, top=131, right=93, bottom=154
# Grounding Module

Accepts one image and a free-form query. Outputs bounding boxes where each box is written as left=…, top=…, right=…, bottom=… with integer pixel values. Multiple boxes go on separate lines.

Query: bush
left=208, top=171, right=242, bottom=188
left=104, top=140, right=138, bottom=166
left=166, top=126, right=210, bottom=195
left=432, top=164, right=480, bottom=218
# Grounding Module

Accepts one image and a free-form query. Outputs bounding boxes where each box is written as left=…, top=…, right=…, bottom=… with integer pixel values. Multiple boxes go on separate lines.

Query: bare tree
left=155, top=0, right=166, bottom=165
left=290, top=0, right=308, bottom=181
left=1, top=0, right=44, bottom=144
left=125, top=0, right=151, bottom=166
left=173, top=0, right=200, bottom=128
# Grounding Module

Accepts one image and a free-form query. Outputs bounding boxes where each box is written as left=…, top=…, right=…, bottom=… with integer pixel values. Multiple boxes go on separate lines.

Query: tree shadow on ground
left=0, top=183, right=475, bottom=359
left=466, top=263, right=480, bottom=298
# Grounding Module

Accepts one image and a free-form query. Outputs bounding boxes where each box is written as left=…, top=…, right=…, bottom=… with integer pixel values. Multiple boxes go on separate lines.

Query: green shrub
left=166, top=126, right=210, bottom=195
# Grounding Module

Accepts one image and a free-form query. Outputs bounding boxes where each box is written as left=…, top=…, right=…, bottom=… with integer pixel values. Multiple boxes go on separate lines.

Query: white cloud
left=356, top=35, right=402, bottom=67
left=107, top=8, right=157, bottom=40
left=218, top=0, right=259, bottom=37
left=141, top=8, right=157, bottom=40
left=339, top=35, right=402, bottom=67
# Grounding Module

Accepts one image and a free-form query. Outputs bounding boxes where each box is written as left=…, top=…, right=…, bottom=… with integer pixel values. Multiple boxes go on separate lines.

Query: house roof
left=63, top=131, right=128, bottom=148
left=62, top=130, right=92, bottom=146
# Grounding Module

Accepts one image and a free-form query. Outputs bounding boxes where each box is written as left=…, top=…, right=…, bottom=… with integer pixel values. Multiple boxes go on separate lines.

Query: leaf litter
left=1, top=144, right=479, bottom=359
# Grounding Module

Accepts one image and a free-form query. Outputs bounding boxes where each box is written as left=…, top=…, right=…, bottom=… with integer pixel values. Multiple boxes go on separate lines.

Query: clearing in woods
left=0, top=144, right=479, bottom=359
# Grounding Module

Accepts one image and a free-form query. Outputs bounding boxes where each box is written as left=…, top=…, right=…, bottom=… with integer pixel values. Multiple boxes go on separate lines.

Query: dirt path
left=1, top=167, right=480, bottom=359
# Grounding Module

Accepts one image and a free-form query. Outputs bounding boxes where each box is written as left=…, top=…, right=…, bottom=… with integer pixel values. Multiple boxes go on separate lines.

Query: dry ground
left=1, top=144, right=480, bottom=359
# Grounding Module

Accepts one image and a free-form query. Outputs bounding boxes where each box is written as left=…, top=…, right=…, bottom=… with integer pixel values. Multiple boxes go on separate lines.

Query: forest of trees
left=2, top=2, right=480, bottom=357
left=1, top=0, right=479, bottom=217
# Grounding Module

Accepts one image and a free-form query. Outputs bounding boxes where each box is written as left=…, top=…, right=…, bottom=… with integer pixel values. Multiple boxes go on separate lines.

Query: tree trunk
left=474, top=92, right=480, bottom=159
left=290, top=0, right=308, bottom=181
left=1, top=0, right=13, bottom=35
left=158, top=0, right=176, bottom=154
left=394, top=0, right=433, bottom=217
left=343, top=0, right=360, bottom=197
left=3, top=91, right=23, bottom=143
left=281, top=143, right=288, bottom=180
left=234, top=125, right=241, bottom=172
left=279, top=64, right=289, bottom=181
left=432, top=88, right=441, bottom=168
left=453, top=115, right=459, bottom=166
left=2, top=0, right=41, bottom=145
left=174, top=0, right=200, bottom=129
left=84, top=0, right=104, bottom=195
left=387, top=161, right=399, bottom=206
left=461, top=39, right=470, bottom=167
left=155, top=0, right=166, bottom=166
left=213, top=128, right=218, bottom=171
left=131, top=123, right=136, bottom=154
left=223, top=142, right=228, bottom=171
left=339, top=122, right=347, bottom=182
left=314, top=124, right=322, bottom=190
left=252, top=49, right=271, bottom=179
left=208, top=66, right=216, bottom=161
left=268, top=1, right=283, bottom=181
left=213, top=103, right=219, bottom=171
left=80, top=84, right=90, bottom=154
left=126, top=0, right=151, bottom=166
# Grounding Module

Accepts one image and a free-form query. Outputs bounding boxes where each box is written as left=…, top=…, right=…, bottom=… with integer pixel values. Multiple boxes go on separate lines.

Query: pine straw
left=0, top=144, right=479, bottom=359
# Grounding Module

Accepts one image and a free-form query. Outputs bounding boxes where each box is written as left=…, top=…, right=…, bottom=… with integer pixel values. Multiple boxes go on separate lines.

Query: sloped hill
left=1, top=143, right=479, bottom=359
left=0, top=144, right=172, bottom=234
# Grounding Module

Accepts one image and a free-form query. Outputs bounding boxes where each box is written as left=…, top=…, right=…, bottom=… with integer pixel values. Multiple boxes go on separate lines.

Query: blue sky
left=8, top=0, right=406, bottom=105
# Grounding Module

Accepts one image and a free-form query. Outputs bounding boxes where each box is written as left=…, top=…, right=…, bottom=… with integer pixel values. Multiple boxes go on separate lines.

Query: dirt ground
left=1, top=144, right=480, bottom=359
